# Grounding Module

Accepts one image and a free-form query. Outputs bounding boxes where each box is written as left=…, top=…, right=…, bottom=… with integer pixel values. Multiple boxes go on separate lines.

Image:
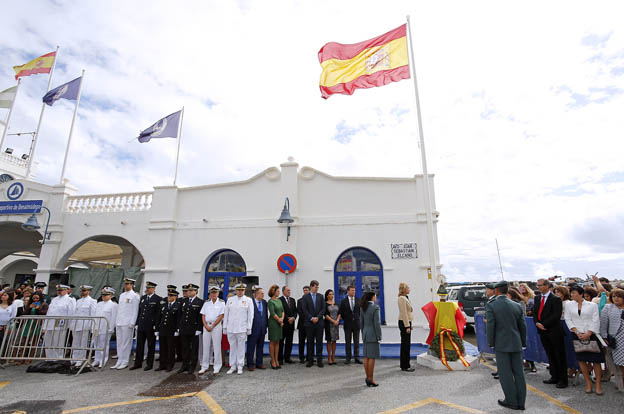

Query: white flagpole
left=59, top=70, right=85, bottom=183
left=26, top=45, right=60, bottom=179
left=406, top=16, right=438, bottom=301
left=0, top=79, right=21, bottom=151
left=173, top=106, right=184, bottom=186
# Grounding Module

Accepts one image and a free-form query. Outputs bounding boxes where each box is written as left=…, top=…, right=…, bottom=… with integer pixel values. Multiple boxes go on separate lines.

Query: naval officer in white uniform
left=199, top=285, right=225, bottom=375
left=93, top=287, right=118, bottom=367
left=223, top=283, right=254, bottom=375
left=71, top=285, right=97, bottom=366
left=111, top=278, right=140, bottom=369
left=43, top=284, right=76, bottom=360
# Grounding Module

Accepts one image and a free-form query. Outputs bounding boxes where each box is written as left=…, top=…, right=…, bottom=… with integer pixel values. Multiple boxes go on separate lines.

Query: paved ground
left=0, top=354, right=621, bottom=414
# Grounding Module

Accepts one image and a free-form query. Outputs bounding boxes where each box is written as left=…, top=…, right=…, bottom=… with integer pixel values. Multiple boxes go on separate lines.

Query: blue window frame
left=334, top=247, right=385, bottom=323
left=204, top=249, right=246, bottom=300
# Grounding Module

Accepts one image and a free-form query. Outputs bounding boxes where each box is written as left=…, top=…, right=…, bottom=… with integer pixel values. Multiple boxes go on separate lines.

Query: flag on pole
left=42, top=76, right=82, bottom=106
left=318, top=24, right=410, bottom=99
left=138, top=110, right=182, bottom=143
left=0, top=86, right=18, bottom=109
left=13, top=51, right=57, bottom=80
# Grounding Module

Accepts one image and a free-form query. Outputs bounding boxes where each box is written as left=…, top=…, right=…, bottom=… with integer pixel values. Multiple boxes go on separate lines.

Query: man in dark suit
left=176, top=283, right=204, bottom=374
left=339, top=285, right=362, bottom=364
left=486, top=281, right=527, bottom=411
left=533, top=278, right=567, bottom=388
left=156, top=289, right=180, bottom=372
left=131, top=281, right=161, bottom=371
left=246, top=287, right=268, bottom=370
left=278, top=286, right=297, bottom=364
left=296, top=285, right=310, bottom=363
left=302, top=280, right=326, bottom=367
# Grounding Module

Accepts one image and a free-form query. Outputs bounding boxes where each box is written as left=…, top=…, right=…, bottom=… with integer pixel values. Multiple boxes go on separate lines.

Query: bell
left=277, top=199, right=294, bottom=224
left=21, top=213, right=41, bottom=232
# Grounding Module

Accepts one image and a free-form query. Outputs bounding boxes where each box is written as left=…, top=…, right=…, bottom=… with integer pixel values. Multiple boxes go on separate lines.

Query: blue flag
left=138, top=110, right=182, bottom=143
left=42, top=76, right=82, bottom=106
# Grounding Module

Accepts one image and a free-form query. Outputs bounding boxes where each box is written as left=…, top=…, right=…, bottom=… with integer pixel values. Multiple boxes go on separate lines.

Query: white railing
left=0, top=152, right=28, bottom=168
left=65, top=192, right=153, bottom=213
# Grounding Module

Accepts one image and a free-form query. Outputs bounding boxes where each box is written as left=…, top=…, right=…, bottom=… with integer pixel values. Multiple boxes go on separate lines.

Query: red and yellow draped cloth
left=422, top=301, right=468, bottom=369
left=13, top=51, right=56, bottom=80
left=318, top=24, right=410, bottom=99
left=438, top=327, right=470, bottom=370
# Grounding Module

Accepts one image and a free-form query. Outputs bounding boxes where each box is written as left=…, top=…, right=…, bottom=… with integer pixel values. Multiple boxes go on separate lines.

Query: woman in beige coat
left=398, top=282, right=414, bottom=371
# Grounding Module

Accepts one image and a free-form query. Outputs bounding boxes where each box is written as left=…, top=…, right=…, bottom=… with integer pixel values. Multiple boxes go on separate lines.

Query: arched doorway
left=204, top=249, right=246, bottom=299
left=334, top=247, right=385, bottom=323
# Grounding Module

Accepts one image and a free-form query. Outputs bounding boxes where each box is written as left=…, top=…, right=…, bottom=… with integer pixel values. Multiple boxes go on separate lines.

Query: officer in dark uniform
left=34, top=282, right=51, bottom=304
left=174, top=285, right=187, bottom=362
left=176, top=283, right=204, bottom=374
left=130, top=281, right=161, bottom=371
left=156, top=289, right=180, bottom=372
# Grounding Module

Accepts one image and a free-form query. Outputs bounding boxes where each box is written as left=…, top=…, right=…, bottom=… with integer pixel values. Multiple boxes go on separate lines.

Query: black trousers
left=158, top=334, right=176, bottom=369
left=398, top=320, right=412, bottom=369
left=175, top=335, right=183, bottom=361
left=539, top=330, right=567, bottom=384
left=134, top=329, right=156, bottom=367
left=279, top=323, right=295, bottom=362
left=298, top=326, right=307, bottom=361
left=180, top=334, right=199, bottom=371
left=344, top=324, right=360, bottom=361
left=305, top=322, right=324, bottom=361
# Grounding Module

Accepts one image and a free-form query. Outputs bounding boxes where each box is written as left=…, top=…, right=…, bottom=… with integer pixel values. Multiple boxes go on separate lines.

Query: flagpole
left=173, top=106, right=184, bottom=186
left=26, top=45, right=59, bottom=179
left=59, top=70, right=85, bottom=183
left=406, top=16, right=438, bottom=301
left=0, top=79, right=21, bottom=151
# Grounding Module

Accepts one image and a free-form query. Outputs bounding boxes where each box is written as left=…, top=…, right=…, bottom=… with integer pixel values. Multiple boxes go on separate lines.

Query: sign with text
left=0, top=200, right=43, bottom=215
left=391, top=243, right=417, bottom=259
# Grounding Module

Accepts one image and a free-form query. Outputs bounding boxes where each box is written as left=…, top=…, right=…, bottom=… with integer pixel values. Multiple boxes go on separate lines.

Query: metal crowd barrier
left=0, top=316, right=109, bottom=376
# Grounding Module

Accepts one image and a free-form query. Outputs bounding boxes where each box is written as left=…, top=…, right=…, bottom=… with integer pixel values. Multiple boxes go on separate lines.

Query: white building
left=0, top=158, right=441, bottom=326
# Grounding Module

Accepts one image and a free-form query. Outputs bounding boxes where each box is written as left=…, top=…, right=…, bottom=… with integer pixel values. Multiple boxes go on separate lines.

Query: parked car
left=447, top=285, right=488, bottom=324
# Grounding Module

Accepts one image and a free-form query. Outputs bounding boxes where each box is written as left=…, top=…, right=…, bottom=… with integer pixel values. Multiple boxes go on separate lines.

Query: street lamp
left=277, top=197, right=294, bottom=241
left=21, top=206, right=51, bottom=244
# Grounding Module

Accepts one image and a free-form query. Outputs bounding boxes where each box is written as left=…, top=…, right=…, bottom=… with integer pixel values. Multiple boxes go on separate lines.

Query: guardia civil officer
left=71, top=285, right=97, bottom=366
left=199, top=285, right=225, bottom=375
left=156, top=289, right=180, bottom=372
left=131, top=281, right=161, bottom=371
left=34, top=281, right=51, bottom=304
left=177, top=283, right=204, bottom=374
left=174, top=284, right=188, bottom=362
left=223, top=283, right=254, bottom=375
left=111, top=278, right=140, bottom=370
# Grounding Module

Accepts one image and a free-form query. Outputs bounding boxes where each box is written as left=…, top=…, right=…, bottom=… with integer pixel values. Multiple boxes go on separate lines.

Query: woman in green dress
left=267, top=284, right=284, bottom=369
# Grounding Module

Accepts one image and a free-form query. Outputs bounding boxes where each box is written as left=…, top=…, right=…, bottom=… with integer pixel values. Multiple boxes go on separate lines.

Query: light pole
left=21, top=206, right=51, bottom=244
left=277, top=197, right=294, bottom=241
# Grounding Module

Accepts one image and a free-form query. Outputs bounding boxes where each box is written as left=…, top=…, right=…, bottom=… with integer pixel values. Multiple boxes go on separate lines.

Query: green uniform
left=268, top=299, right=284, bottom=341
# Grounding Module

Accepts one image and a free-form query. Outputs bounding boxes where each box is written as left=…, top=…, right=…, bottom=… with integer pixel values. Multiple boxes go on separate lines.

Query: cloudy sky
left=1, top=1, right=623, bottom=282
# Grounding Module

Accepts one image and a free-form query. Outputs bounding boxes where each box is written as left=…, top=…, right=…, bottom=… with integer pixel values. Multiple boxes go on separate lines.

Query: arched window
left=334, top=247, right=385, bottom=323
left=204, top=249, right=246, bottom=299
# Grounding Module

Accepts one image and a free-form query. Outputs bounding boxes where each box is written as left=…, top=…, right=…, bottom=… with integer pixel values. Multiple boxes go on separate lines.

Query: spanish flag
left=13, top=51, right=57, bottom=80
left=318, top=25, right=410, bottom=99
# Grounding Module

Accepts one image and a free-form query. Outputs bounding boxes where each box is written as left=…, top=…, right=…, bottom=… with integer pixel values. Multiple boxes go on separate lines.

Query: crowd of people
left=0, top=278, right=389, bottom=387
left=485, top=276, right=624, bottom=410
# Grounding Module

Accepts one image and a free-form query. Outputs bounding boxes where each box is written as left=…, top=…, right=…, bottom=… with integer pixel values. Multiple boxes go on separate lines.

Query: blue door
left=334, top=247, right=385, bottom=323
left=204, top=249, right=246, bottom=300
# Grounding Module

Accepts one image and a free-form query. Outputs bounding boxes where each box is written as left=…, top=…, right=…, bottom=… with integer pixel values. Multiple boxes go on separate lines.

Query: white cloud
left=1, top=0, right=623, bottom=281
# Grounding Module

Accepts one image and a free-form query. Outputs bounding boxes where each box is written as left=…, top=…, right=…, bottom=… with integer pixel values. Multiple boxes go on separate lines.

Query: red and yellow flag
left=13, top=51, right=57, bottom=80
left=318, top=24, right=410, bottom=99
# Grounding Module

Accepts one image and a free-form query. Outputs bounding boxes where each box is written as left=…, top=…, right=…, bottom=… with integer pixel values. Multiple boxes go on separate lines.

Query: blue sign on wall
left=0, top=200, right=43, bottom=215
left=6, top=182, right=24, bottom=200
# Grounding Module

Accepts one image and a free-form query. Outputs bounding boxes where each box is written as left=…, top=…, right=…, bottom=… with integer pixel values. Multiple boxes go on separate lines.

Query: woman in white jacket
left=93, top=287, right=118, bottom=368
left=564, top=285, right=604, bottom=395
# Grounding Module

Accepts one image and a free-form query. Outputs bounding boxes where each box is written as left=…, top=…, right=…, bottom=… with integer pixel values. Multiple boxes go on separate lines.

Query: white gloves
left=195, top=330, right=201, bottom=336
left=174, top=330, right=179, bottom=337
left=247, top=329, right=251, bottom=335
left=223, top=329, right=227, bottom=335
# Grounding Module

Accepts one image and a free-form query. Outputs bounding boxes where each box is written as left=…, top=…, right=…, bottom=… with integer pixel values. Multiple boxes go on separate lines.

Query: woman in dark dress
left=360, top=291, right=382, bottom=387
left=324, top=289, right=340, bottom=365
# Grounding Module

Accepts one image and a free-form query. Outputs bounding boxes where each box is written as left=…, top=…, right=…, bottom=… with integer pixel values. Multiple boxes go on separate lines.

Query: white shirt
left=95, top=300, right=118, bottom=333
left=73, top=296, right=98, bottom=331
left=200, top=299, right=225, bottom=324
left=44, top=294, right=76, bottom=330
left=0, top=304, right=17, bottom=326
left=223, top=294, right=254, bottom=334
left=116, top=290, right=140, bottom=326
left=564, top=300, right=600, bottom=334
left=13, top=299, right=24, bottom=309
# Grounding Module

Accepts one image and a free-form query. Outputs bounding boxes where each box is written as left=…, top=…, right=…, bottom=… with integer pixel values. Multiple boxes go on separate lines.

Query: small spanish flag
left=13, top=51, right=57, bottom=80
left=318, top=25, right=409, bottom=99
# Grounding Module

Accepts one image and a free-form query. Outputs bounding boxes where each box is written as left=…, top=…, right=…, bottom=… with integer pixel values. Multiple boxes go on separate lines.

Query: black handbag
left=607, top=335, right=617, bottom=349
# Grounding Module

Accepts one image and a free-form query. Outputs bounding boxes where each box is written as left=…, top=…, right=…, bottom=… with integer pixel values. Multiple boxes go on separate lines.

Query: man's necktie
left=538, top=296, right=545, bottom=321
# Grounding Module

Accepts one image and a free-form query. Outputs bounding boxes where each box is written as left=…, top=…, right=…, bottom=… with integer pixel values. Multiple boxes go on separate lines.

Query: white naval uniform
left=93, top=300, right=118, bottom=367
left=114, top=290, right=140, bottom=366
left=71, top=295, right=97, bottom=363
left=223, top=294, right=254, bottom=370
left=43, top=294, right=76, bottom=359
left=200, top=298, right=225, bottom=372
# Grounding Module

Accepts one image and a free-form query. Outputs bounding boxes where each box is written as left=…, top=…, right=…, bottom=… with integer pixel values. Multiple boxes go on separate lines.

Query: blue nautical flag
left=138, top=110, right=182, bottom=143
left=42, top=76, right=82, bottom=106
